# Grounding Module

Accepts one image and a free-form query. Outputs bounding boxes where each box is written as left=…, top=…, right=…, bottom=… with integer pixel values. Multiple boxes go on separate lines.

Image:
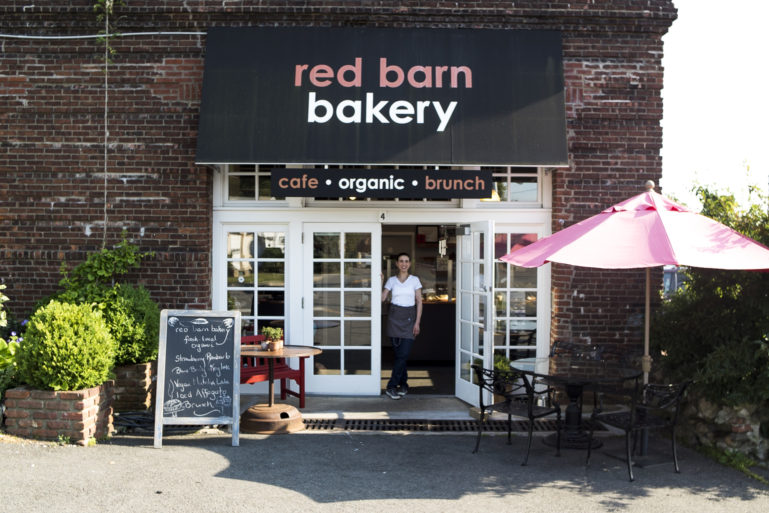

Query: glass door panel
left=304, top=224, right=381, bottom=395
left=455, top=220, right=494, bottom=406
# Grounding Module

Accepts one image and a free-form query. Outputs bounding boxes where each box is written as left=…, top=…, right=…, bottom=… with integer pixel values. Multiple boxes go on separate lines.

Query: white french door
left=455, top=220, right=494, bottom=406
left=303, top=223, right=382, bottom=395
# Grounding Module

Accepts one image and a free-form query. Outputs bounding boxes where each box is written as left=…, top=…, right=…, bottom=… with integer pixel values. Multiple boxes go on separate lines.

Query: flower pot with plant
left=5, top=300, right=117, bottom=445
left=261, top=326, right=284, bottom=351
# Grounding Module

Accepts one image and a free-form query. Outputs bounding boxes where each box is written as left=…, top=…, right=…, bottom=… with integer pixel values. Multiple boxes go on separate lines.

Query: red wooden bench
left=240, top=335, right=309, bottom=408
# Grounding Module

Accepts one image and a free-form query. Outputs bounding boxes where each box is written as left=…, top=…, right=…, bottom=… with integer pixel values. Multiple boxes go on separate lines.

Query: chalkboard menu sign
left=154, top=310, right=241, bottom=448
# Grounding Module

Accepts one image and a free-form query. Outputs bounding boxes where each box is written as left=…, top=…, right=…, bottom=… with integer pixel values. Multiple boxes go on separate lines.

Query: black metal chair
left=588, top=344, right=642, bottom=414
left=586, top=380, right=692, bottom=481
left=471, top=363, right=562, bottom=466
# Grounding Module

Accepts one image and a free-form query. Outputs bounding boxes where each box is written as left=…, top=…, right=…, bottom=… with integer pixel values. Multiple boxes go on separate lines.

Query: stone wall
left=0, top=0, right=676, bottom=349
left=681, top=396, right=768, bottom=463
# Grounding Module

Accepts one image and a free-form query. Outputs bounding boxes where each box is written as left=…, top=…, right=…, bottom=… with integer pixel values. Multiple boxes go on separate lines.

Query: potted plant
left=5, top=300, right=116, bottom=445
left=261, top=326, right=284, bottom=351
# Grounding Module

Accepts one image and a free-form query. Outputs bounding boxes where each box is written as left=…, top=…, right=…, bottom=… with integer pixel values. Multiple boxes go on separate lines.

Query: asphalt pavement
left=2, top=394, right=768, bottom=512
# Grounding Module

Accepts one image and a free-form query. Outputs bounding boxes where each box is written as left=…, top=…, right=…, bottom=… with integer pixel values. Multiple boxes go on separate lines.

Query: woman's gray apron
left=387, top=303, right=416, bottom=339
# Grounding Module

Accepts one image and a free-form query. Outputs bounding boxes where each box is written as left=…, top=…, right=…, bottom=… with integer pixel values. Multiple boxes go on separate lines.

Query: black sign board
left=196, top=27, right=567, bottom=166
left=154, top=310, right=241, bottom=448
left=271, top=168, right=492, bottom=199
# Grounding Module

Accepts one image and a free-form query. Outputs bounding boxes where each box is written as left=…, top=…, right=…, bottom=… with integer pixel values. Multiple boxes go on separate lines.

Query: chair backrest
left=642, top=381, right=691, bottom=410
left=631, top=380, right=692, bottom=426
left=470, top=364, right=526, bottom=404
left=242, top=334, right=266, bottom=345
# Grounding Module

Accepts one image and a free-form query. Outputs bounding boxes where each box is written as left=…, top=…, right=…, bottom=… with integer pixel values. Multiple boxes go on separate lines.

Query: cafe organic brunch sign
left=196, top=27, right=567, bottom=167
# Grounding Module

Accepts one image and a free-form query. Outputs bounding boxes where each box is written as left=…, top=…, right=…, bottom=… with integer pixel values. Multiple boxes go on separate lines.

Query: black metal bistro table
left=511, top=357, right=641, bottom=449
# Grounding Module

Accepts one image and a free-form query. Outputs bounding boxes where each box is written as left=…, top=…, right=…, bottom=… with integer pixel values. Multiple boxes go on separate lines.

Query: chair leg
left=626, top=431, right=635, bottom=482
left=298, top=357, right=306, bottom=408
left=507, top=414, right=512, bottom=445
left=586, top=416, right=594, bottom=465
left=555, top=410, right=561, bottom=457
left=672, top=426, right=681, bottom=473
left=522, top=419, right=534, bottom=466
left=473, top=411, right=485, bottom=454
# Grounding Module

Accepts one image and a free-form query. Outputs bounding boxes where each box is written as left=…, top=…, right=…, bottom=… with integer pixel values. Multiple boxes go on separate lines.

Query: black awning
left=196, top=27, right=567, bottom=166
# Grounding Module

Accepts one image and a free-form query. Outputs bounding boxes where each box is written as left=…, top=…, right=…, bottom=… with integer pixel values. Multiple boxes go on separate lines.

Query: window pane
left=344, top=291, right=370, bottom=317
left=257, top=291, right=284, bottom=316
left=344, top=262, right=371, bottom=288
left=228, top=175, right=255, bottom=200
left=344, top=232, right=371, bottom=259
left=229, top=261, right=254, bottom=286
left=494, top=262, right=507, bottom=288
left=315, top=350, right=341, bottom=375
left=460, top=351, right=472, bottom=382
left=494, top=319, right=507, bottom=346
left=257, top=262, right=284, bottom=286
left=257, top=232, right=285, bottom=258
left=314, top=233, right=340, bottom=258
left=508, top=176, right=538, bottom=202
left=228, top=290, right=253, bottom=315
left=228, top=232, right=254, bottom=259
left=344, top=320, right=371, bottom=346
left=314, top=262, right=341, bottom=288
left=524, top=292, right=537, bottom=316
left=313, top=321, right=340, bottom=346
left=494, top=292, right=506, bottom=317
left=493, top=177, right=509, bottom=201
left=511, top=266, right=537, bottom=288
left=509, top=291, right=527, bottom=317
left=345, top=349, right=371, bottom=375
left=313, top=291, right=341, bottom=317
left=258, top=319, right=284, bottom=335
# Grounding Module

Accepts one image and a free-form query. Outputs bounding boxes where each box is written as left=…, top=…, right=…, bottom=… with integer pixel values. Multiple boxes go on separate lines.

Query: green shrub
left=98, top=284, right=159, bottom=366
left=651, top=186, right=769, bottom=411
left=0, top=284, right=21, bottom=398
left=53, top=237, right=159, bottom=366
left=57, top=237, right=153, bottom=304
left=17, top=301, right=116, bottom=391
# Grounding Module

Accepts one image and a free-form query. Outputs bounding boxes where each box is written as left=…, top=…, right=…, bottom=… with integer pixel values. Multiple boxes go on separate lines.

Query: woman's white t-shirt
left=384, top=275, right=422, bottom=307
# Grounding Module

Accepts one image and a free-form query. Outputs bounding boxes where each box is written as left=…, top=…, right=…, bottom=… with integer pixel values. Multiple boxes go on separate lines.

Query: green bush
left=54, top=237, right=159, bottom=366
left=0, top=284, right=21, bottom=398
left=651, top=186, right=769, bottom=412
left=98, top=284, right=159, bottom=366
left=16, top=301, right=116, bottom=391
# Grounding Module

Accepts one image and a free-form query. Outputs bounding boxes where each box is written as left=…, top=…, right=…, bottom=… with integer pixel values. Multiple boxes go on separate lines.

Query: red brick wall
left=0, top=1, right=676, bottom=348
left=4, top=381, right=114, bottom=445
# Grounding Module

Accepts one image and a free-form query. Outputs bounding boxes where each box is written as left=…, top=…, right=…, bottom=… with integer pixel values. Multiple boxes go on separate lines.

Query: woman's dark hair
left=396, top=252, right=411, bottom=261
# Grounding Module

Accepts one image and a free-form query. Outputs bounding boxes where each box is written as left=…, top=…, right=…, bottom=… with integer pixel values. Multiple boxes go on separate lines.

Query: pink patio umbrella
left=500, top=182, right=769, bottom=382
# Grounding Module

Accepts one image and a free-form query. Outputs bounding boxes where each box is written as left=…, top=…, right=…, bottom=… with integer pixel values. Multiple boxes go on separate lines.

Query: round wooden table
left=240, top=344, right=321, bottom=434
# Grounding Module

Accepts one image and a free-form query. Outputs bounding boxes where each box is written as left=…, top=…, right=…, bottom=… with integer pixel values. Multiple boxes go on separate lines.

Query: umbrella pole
left=643, top=267, right=651, bottom=385
left=642, top=267, right=651, bottom=456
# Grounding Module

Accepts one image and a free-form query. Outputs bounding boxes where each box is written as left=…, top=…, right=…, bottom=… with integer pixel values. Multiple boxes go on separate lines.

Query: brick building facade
left=1, top=1, right=676, bottom=397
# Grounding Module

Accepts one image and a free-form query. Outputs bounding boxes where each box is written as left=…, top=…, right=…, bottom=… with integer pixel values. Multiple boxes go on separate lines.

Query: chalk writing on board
left=162, top=316, right=235, bottom=418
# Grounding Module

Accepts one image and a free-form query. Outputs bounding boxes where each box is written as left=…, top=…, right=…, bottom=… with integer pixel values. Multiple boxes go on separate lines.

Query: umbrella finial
left=644, top=180, right=655, bottom=192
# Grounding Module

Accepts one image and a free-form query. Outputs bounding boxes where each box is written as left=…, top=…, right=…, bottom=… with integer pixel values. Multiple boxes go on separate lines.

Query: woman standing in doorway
left=381, top=252, right=423, bottom=400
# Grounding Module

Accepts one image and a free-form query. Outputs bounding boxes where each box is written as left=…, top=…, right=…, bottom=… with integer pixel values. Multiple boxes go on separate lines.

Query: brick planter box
left=113, top=361, right=156, bottom=412
left=3, top=381, right=115, bottom=445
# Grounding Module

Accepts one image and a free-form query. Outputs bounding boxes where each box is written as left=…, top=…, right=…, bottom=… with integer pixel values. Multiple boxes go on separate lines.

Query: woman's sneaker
left=385, top=388, right=401, bottom=400
left=397, top=386, right=409, bottom=397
